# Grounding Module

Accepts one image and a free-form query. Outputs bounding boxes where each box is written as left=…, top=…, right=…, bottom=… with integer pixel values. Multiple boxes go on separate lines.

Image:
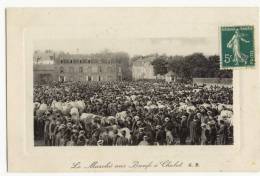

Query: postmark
left=220, top=25, right=255, bottom=69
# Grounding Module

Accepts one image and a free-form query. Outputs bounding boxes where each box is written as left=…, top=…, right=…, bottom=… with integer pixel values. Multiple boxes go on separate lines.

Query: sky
left=30, top=8, right=258, bottom=57
left=34, top=37, right=215, bottom=57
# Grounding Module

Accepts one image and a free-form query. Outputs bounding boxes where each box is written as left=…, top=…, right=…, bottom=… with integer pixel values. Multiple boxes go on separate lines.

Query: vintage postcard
left=6, top=7, right=260, bottom=172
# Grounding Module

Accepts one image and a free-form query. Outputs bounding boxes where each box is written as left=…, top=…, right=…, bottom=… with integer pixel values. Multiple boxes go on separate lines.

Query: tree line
left=151, top=53, right=232, bottom=80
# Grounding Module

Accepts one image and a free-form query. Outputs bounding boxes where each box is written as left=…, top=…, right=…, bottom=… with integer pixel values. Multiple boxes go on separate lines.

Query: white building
left=165, top=71, right=176, bottom=83
left=132, top=56, right=156, bottom=80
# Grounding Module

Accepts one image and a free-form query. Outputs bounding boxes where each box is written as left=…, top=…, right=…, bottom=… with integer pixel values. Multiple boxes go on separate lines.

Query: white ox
left=61, top=103, right=72, bottom=115
left=116, top=111, right=127, bottom=121
left=39, top=103, right=48, bottom=111
left=201, top=103, right=211, bottom=109
left=80, top=113, right=96, bottom=123
left=100, top=126, right=131, bottom=140
left=51, top=101, right=63, bottom=111
left=218, top=110, right=233, bottom=126
left=75, top=100, right=86, bottom=113
left=178, top=102, right=196, bottom=113
left=220, top=110, right=233, bottom=118
left=51, top=100, right=86, bottom=114
left=218, top=104, right=233, bottom=111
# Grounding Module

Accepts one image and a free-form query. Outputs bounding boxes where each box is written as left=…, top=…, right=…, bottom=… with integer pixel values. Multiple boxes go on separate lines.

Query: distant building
left=165, top=71, right=177, bottom=83
left=33, top=50, right=129, bottom=84
left=132, top=56, right=156, bottom=80
left=33, top=64, right=56, bottom=84
left=33, top=50, right=55, bottom=65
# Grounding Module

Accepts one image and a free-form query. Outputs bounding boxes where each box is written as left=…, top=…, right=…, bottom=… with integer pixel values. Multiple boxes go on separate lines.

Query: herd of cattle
left=33, top=81, right=233, bottom=146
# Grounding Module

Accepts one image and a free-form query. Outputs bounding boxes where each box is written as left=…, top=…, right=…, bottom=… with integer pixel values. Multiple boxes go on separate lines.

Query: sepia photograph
left=33, top=38, right=233, bottom=146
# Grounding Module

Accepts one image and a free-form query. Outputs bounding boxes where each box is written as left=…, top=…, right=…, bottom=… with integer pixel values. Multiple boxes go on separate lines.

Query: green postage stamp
left=220, top=26, right=255, bottom=69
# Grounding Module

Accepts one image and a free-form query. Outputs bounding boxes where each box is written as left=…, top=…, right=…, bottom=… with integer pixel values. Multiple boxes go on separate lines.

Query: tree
left=168, top=55, right=187, bottom=78
left=207, top=55, right=232, bottom=78
left=167, top=53, right=232, bottom=80
left=184, top=53, right=209, bottom=78
left=151, top=56, right=168, bottom=76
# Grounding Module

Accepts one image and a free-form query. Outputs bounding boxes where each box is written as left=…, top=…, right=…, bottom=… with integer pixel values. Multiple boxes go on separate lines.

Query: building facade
left=165, top=71, right=178, bottom=83
left=33, top=50, right=129, bottom=84
left=132, top=56, right=156, bottom=80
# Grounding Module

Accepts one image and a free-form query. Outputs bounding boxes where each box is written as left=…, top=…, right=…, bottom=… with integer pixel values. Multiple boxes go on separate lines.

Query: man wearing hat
left=208, top=120, right=217, bottom=145
left=165, top=126, right=174, bottom=145
left=200, top=123, right=209, bottom=145
left=64, top=122, right=73, bottom=145
left=218, top=120, right=228, bottom=145
left=190, top=117, right=201, bottom=145
left=180, top=115, right=188, bottom=145
left=49, top=117, right=57, bottom=146
left=98, top=128, right=110, bottom=146
left=155, top=125, right=165, bottom=145
left=112, top=129, right=120, bottom=146
left=43, top=118, right=50, bottom=146
left=55, top=124, right=66, bottom=146
left=67, top=133, right=77, bottom=146
left=77, top=130, right=86, bottom=146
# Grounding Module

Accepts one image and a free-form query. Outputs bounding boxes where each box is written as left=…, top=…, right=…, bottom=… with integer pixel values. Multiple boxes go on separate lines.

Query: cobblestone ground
left=34, top=136, right=233, bottom=146
left=34, top=138, right=193, bottom=146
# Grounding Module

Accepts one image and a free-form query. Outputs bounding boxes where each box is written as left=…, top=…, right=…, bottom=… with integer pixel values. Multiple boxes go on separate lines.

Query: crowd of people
left=34, top=80, right=233, bottom=146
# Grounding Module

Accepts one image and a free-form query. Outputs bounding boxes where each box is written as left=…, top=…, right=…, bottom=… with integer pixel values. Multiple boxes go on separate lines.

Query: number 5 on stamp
left=220, top=26, right=255, bottom=69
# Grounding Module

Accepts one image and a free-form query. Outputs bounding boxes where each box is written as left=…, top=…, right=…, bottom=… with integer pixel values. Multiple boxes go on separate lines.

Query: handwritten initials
left=71, top=162, right=81, bottom=168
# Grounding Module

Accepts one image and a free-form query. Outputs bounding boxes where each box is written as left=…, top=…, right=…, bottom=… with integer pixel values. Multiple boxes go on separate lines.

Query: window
left=70, top=60, right=72, bottom=63
left=107, top=75, right=112, bottom=81
left=92, top=59, right=97, bottom=64
left=92, top=66, right=98, bottom=73
left=87, top=76, right=91, bottom=81
left=108, top=66, right=113, bottom=72
left=99, top=66, right=102, bottom=73
left=87, top=66, right=91, bottom=72
left=69, top=67, right=74, bottom=73
left=61, top=60, right=63, bottom=64
left=79, top=67, right=83, bottom=73
left=88, top=60, right=91, bottom=64
left=98, top=75, right=101, bottom=81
